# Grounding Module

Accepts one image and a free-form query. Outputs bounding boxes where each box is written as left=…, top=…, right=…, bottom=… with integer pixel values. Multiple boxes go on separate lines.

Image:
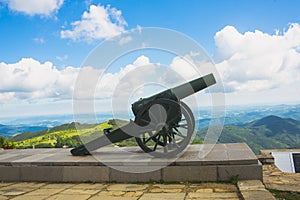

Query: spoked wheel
left=135, top=99, right=195, bottom=157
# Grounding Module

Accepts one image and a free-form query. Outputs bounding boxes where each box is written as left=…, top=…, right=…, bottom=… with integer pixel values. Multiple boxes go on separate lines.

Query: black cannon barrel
left=170, top=73, right=216, bottom=100
left=131, top=73, right=216, bottom=117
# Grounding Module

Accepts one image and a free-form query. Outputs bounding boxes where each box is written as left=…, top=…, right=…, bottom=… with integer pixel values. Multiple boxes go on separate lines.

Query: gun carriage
left=71, top=73, right=216, bottom=157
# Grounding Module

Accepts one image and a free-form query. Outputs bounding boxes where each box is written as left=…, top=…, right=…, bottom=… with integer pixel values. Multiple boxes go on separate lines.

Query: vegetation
left=2, top=115, right=300, bottom=154
left=0, top=136, right=15, bottom=149
left=12, top=119, right=129, bottom=149
left=196, top=115, right=300, bottom=154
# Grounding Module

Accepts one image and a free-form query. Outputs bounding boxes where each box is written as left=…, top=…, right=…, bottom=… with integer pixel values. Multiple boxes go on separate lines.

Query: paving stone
left=150, top=184, right=185, bottom=193
left=214, top=188, right=236, bottom=193
left=107, top=184, right=148, bottom=191
left=264, top=183, right=300, bottom=192
left=123, top=191, right=144, bottom=197
left=41, top=183, right=75, bottom=189
left=186, top=198, right=239, bottom=200
left=1, top=191, right=27, bottom=196
left=238, top=180, right=266, bottom=191
left=240, top=190, right=275, bottom=200
left=11, top=195, right=48, bottom=200
left=89, top=194, right=138, bottom=200
left=12, top=182, right=46, bottom=188
left=139, top=193, right=185, bottom=200
left=187, top=192, right=239, bottom=199
left=0, top=184, right=37, bottom=195
left=24, top=188, right=64, bottom=196
left=152, top=184, right=185, bottom=189
left=70, top=183, right=106, bottom=190
left=47, top=194, right=91, bottom=200
left=0, top=183, right=14, bottom=188
left=188, top=183, right=236, bottom=191
left=108, top=191, right=125, bottom=196
left=195, top=188, right=213, bottom=193
left=150, top=188, right=182, bottom=193
left=60, top=188, right=100, bottom=195
left=263, top=164, right=300, bottom=193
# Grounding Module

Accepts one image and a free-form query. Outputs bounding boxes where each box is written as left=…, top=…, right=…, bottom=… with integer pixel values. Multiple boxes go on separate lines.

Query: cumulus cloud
left=0, top=58, right=79, bottom=101
left=215, top=23, right=300, bottom=92
left=61, top=4, right=127, bottom=42
left=4, top=0, right=63, bottom=16
left=0, top=56, right=154, bottom=103
left=94, top=55, right=152, bottom=99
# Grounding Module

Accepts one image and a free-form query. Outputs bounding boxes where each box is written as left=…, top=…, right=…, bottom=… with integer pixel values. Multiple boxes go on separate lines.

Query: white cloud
left=215, top=23, right=300, bottom=93
left=118, top=36, right=132, bottom=45
left=61, top=4, right=127, bottom=42
left=94, top=55, right=152, bottom=99
left=5, top=0, right=63, bottom=16
left=0, top=56, right=153, bottom=103
left=33, top=37, right=45, bottom=44
left=169, top=52, right=216, bottom=84
left=55, top=54, right=68, bottom=61
left=0, top=58, right=79, bottom=101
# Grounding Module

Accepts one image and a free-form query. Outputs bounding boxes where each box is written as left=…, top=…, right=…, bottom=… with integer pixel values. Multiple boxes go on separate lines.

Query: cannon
left=71, top=73, right=216, bottom=157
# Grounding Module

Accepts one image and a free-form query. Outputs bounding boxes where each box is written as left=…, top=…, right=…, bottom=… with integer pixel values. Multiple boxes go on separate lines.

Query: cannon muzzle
left=171, top=73, right=216, bottom=99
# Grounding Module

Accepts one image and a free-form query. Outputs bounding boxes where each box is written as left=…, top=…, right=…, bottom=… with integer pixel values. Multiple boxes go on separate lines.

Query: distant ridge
left=247, top=115, right=300, bottom=136
left=197, top=115, right=300, bottom=154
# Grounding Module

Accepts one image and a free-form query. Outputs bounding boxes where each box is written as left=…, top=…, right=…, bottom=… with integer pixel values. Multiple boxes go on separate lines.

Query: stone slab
left=0, top=143, right=262, bottom=182
left=162, top=165, right=218, bottom=182
left=218, top=164, right=263, bottom=181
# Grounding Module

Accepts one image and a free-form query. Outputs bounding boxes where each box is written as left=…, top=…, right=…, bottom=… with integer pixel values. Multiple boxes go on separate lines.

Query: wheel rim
left=135, top=99, right=195, bottom=157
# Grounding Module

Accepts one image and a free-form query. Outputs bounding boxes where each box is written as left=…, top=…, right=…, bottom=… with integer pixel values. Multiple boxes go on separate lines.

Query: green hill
left=13, top=119, right=129, bottom=149
left=196, top=115, right=300, bottom=154
left=11, top=115, right=300, bottom=153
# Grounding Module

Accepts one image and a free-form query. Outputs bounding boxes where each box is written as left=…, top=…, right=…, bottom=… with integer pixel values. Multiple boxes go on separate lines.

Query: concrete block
left=0, top=166, right=20, bottom=181
left=217, top=164, right=263, bottom=181
left=110, top=167, right=161, bottom=182
left=20, top=166, right=63, bottom=182
left=63, top=166, right=109, bottom=182
left=162, top=165, right=217, bottom=182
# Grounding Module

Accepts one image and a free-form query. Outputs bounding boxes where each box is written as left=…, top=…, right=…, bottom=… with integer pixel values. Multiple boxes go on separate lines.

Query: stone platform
left=0, top=143, right=262, bottom=182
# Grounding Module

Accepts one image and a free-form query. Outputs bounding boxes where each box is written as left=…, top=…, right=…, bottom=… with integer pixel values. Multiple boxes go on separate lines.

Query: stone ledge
left=0, top=143, right=262, bottom=182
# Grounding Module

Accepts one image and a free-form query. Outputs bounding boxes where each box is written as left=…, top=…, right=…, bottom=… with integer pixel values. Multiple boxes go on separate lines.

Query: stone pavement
left=0, top=182, right=241, bottom=200
left=238, top=180, right=275, bottom=200
left=263, top=164, right=300, bottom=192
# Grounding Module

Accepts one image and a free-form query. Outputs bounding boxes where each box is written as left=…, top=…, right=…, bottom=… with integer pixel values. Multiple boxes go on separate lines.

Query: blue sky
left=0, top=0, right=300, bottom=117
left=1, top=0, right=299, bottom=67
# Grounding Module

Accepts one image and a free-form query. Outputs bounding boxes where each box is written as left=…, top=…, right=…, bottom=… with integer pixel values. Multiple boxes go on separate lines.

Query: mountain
left=196, top=104, right=300, bottom=129
left=196, top=115, right=300, bottom=154
left=247, top=115, right=300, bottom=136
left=0, top=124, right=49, bottom=138
left=5, top=115, right=300, bottom=154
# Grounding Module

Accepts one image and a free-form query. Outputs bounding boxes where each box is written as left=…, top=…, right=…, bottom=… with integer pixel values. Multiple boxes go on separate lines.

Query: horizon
left=1, top=103, right=300, bottom=126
